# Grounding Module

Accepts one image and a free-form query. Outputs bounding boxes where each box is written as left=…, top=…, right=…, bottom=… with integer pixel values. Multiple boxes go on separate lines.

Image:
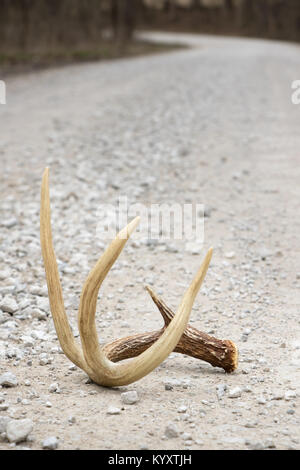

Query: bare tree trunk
left=112, top=0, right=137, bottom=46
left=257, top=0, right=269, bottom=36
left=19, top=0, right=30, bottom=50
left=239, top=0, right=255, bottom=32
left=223, top=0, right=235, bottom=32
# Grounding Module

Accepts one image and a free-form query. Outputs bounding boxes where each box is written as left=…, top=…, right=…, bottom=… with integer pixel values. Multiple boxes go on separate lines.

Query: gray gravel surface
left=0, top=32, right=299, bottom=450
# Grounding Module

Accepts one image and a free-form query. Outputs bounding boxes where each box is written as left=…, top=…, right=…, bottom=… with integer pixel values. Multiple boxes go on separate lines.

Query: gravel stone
left=1, top=218, right=18, bottom=229
left=121, top=391, right=139, bottom=405
left=49, top=383, right=59, bottom=393
left=0, top=416, right=10, bottom=433
left=42, top=436, right=59, bottom=450
left=228, top=387, right=242, bottom=398
left=177, top=405, right=188, bottom=413
left=0, top=372, right=18, bottom=387
left=216, top=384, right=227, bottom=399
left=30, top=309, right=48, bottom=321
left=165, top=422, right=179, bottom=438
left=106, top=406, right=121, bottom=415
left=0, top=297, right=18, bottom=314
left=6, top=419, right=33, bottom=443
left=0, top=270, right=11, bottom=281
left=285, top=390, right=297, bottom=401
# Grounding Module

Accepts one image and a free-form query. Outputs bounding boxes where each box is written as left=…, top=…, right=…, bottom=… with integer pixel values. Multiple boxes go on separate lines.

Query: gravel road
left=0, top=32, right=299, bottom=450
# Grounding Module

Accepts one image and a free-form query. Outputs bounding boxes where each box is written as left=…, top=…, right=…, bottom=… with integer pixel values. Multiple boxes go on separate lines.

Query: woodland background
left=0, top=0, right=299, bottom=58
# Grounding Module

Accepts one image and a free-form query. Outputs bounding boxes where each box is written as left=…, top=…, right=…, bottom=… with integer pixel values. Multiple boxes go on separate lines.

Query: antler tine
left=40, top=168, right=93, bottom=376
left=78, top=216, right=141, bottom=381
left=79, top=236, right=213, bottom=387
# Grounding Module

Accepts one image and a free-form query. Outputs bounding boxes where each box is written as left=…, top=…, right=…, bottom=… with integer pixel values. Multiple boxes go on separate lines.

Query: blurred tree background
left=0, top=0, right=299, bottom=71
left=141, top=0, right=300, bottom=42
left=0, top=0, right=143, bottom=71
left=0, top=0, right=138, bottom=53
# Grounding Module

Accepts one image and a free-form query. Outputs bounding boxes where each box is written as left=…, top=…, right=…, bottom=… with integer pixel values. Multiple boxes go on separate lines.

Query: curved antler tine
left=78, top=216, right=141, bottom=379
left=40, top=168, right=89, bottom=372
left=79, top=237, right=212, bottom=386
left=110, top=247, right=214, bottom=385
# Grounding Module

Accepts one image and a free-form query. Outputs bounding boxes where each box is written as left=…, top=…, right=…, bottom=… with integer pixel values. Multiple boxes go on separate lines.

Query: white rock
left=258, top=247, right=273, bottom=259
left=182, top=432, right=192, bottom=441
left=35, top=297, right=49, bottom=312
left=165, top=422, right=179, bottom=438
left=177, top=405, right=188, bottom=413
left=0, top=270, right=11, bottom=281
left=42, top=436, right=59, bottom=450
left=32, top=330, right=50, bottom=341
left=0, top=372, right=18, bottom=387
left=216, top=384, right=227, bottom=399
left=285, top=390, right=297, bottom=401
left=271, top=392, right=284, bottom=400
left=257, top=396, right=267, bottom=404
left=49, top=383, right=59, bottom=393
left=185, top=242, right=202, bottom=255
left=0, top=415, right=10, bottom=433
left=0, top=297, right=18, bottom=314
left=121, top=391, right=139, bottom=405
left=29, top=286, right=48, bottom=297
left=6, top=419, right=33, bottom=443
left=228, top=387, right=242, bottom=398
left=225, top=251, right=236, bottom=259
left=164, top=378, right=183, bottom=389
left=21, top=336, right=35, bottom=347
left=106, top=406, right=121, bottom=415
left=30, top=309, right=48, bottom=321
left=1, top=218, right=18, bottom=229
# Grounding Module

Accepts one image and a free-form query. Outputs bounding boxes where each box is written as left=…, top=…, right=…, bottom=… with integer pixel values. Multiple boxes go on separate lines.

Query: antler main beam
left=40, top=168, right=230, bottom=387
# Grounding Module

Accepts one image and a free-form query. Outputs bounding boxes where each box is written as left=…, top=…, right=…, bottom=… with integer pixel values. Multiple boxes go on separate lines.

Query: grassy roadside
left=0, top=40, right=186, bottom=77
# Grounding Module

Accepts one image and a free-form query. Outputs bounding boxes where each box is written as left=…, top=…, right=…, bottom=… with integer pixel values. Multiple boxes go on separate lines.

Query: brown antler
left=40, top=168, right=223, bottom=387
left=103, top=286, right=238, bottom=373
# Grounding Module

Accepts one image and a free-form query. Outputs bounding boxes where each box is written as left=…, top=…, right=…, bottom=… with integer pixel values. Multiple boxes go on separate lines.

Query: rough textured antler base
left=103, top=286, right=238, bottom=373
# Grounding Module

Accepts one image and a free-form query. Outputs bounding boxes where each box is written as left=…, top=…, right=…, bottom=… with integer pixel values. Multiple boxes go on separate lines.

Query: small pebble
left=121, top=391, right=139, bottom=405
left=42, top=436, right=59, bottom=450
left=0, top=372, right=18, bottom=388
left=216, top=384, right=227, bottom=399
left=0, top=416, right=10, bottom=433
left=49, top=383, right=59, bottom=393
left=6, top=419, right=33, bottom=443
left=106, top=406, right=121, bottom=415
left=165, top=422, right=179, bottom=438
left=285, top=390, right=296, bottom=401
left=228, top=387, right=242, bottom=398
left=177, top=405, right=188, bottom=413
left=0, top=297, right=18, bottom=314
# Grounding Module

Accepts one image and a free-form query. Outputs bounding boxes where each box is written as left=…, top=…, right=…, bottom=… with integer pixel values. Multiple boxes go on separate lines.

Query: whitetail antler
left=40, top=168, right=215, bottom=386
left=103, top=286, right=238, bottom=373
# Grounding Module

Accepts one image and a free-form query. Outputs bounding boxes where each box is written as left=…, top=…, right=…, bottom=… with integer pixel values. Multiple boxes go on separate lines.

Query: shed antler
left=40, top=169, right=238, bottom=387
left=103, top=286, right=238, bottom=373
